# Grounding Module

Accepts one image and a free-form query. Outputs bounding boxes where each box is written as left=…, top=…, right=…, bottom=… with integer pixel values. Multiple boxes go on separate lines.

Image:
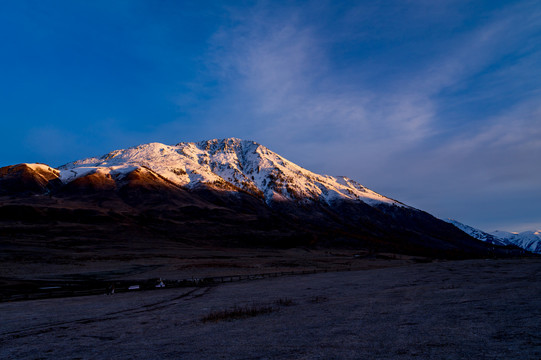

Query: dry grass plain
left=0, top=248, right=425, bottom=301
left=1, top=257, right=541, bottom=359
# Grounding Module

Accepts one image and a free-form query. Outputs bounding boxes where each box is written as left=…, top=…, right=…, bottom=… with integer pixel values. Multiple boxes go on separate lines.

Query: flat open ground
left=0, top=248, right=426, bottom=301
left=1, top=258, right=540, bottom=359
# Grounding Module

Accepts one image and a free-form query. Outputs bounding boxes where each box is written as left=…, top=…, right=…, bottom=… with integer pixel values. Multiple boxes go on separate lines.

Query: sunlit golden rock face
left=0, top=163, right=61, bottom=195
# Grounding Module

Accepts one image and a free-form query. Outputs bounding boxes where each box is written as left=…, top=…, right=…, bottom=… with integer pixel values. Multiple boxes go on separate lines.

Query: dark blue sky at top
left=1, top=0, right=540, bottom=232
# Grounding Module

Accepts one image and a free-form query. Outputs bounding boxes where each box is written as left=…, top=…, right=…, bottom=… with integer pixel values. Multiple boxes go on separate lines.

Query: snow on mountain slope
left=446, top=219, right=541, bottom=254
left=490, top=230, right=541, bottom=254
left=445, top=219, right=509, bottom=246
left=58, top=138, right=403, bottom=207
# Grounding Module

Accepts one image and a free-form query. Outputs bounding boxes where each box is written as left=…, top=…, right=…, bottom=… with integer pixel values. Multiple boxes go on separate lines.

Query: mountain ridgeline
left=0, top=138, right=521, bottom=258
left=445, top=219, right=541, bottom=254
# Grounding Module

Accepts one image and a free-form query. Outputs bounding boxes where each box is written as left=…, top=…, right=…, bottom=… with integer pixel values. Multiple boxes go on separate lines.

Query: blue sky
left=1, top=0, right=540, bottom=232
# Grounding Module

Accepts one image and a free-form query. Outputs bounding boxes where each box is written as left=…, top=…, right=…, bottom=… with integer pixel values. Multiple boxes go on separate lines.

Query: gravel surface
left=1, top=258, right=540, bottom=359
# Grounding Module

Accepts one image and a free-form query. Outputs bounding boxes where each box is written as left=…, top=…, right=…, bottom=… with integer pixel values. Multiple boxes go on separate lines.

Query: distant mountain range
left=444, top=219, right=509, bottom=246
left=0, top=138, right=526, bottom=258
left=490, top=230, right=541, bottom=254
left=446, top=219, right=541, bottom=254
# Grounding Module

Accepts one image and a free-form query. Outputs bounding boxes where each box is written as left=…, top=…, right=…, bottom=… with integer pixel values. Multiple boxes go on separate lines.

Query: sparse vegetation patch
left=275, top=297, right=295, bottom=306
left=309, top=295, right=328, bottom=303
left=201, top=304, right=274, bottom=323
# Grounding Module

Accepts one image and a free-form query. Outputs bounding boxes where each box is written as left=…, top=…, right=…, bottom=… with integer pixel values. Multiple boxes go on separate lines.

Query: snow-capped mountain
left=58, top=138, right=402, bottom=207
left=446, top=219, right=541, bottom=254
left=0, top=138, right=524, bottom=258
left=490, top=230, right=541, bottom=254
left=445, top=219, right=509, bottom=246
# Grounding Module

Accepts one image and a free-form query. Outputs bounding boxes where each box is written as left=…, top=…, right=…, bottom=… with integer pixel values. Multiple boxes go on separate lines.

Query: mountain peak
left=58, top=139, right=403, bottom=207
left=446, top=220, right=541, bottom=254
left=491, top=230, right=541, bottom=253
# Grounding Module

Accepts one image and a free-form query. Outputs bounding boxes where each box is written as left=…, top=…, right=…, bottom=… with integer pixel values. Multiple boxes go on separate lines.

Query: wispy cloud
left=188, top=1, right=541, bottom=231
left=198, top=3, right=441, bottom=170
left=202, top=1, right=540, bottom=144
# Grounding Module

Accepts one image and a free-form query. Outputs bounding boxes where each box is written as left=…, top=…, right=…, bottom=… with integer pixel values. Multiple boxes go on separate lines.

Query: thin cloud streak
left=184, top=1, right=541, bottom=232
left=203, top=4, right=437, bottom=156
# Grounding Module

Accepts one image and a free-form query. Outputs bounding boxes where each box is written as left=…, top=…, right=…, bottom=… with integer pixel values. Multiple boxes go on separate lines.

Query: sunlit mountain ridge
left=58, top=138, right=402, bottom=207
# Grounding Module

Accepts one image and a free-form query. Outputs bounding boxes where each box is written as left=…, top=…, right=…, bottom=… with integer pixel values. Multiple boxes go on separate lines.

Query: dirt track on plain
left=1, top=258, right=540, bottom=359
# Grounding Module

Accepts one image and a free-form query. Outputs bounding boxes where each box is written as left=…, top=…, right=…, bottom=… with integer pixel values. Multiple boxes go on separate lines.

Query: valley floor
left=1, top=258, right=540, bottom=359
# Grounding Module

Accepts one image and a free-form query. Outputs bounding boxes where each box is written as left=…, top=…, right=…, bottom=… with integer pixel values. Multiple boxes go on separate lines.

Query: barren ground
left=1, top=258, right=540, bottom=359
left=0, top=248, right=426, bottom=301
